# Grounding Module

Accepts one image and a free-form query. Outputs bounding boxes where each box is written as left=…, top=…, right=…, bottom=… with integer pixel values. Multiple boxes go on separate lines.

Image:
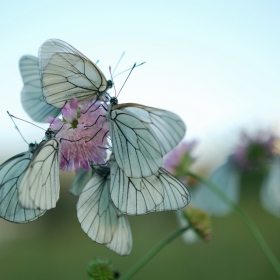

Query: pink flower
left=47, top=99, right=109, bottom=172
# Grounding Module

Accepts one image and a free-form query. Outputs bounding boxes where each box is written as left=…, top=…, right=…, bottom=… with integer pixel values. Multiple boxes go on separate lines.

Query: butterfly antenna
left=112, top=51, right=125, bottom=75
left=95, top=59, right=99, bottom=65
left=116, top=62, right=137, bottom=98
left=109, top=66, right=117, bottom=97
left=7, top=111, right=29, bottom=145
left=113, top=61, right=146, bottom=79
left=8, top=111, right=45, bottom=132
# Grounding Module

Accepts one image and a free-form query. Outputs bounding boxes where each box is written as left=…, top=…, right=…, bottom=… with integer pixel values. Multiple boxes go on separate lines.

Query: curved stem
left=187, top=170, right=280, bottom=277
left=120, top=226, right=189, bottom=280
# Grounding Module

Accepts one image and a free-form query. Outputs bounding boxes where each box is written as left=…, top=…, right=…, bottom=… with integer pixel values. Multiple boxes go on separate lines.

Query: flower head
left=177, top=205, right=212, bottom=243
left=184, top=205, right=212, bottom=242
left=47, top=99, right=109, bottom=172
left=230, top=131, right=275, bottom=172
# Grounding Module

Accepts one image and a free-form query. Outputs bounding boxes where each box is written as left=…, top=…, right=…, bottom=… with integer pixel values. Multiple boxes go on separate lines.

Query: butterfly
left=18, top=128, right=60, bottom=210
left=72, top=163, right=132, bottom=256
left=19, top=55, right=61, bottom=122
left=38, top=39, right=113, bottom=108
left=0, top=143, right=46, bottom=223
left=99, top=96, right=186, bottom=178
left=72, top=153, right=190, bottom=250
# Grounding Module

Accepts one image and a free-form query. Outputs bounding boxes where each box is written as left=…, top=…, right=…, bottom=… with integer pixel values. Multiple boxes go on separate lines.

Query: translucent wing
left=0, top=144, right=46, bottom=223
left=39, top=39, right=111, bottom=108
left=191, top=161, right=240, bottom=216
left=18, top=137, right=60, bottom=210
left=108, top=107, right=163, bottom=178
left=260, top=157, right=280, bottom=218
left=106, top=214, right=132, bottom=256
left=110, top=163, right=190, bottom=215
left=121, top=104, right=186, bottom=154
left=19, top=55, right=61, bottom=122
left=69, top=169, right=93, bottom=197
left=77, top=169, right=118, bottom=244
left=150, top=168, right=190, bottom=212
left=110, top=162, right=164, bottom=215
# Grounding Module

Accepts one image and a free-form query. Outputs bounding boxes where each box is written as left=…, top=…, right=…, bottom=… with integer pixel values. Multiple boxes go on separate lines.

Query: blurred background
left=1, top=0, right=280, bottom=279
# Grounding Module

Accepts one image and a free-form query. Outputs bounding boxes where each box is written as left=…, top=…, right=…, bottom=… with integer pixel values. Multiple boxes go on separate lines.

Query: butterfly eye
left=107, top=80, right=113, bottom=89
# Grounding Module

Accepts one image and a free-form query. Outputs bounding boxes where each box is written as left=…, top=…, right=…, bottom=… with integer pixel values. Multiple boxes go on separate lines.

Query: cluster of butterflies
left=0, top=39, right=190, bottom=255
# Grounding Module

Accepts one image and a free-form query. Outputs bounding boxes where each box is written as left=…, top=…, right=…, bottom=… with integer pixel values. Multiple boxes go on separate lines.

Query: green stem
left=187, top=170, right=280, bottom=277
left=120, top=226, right=190, bottom=280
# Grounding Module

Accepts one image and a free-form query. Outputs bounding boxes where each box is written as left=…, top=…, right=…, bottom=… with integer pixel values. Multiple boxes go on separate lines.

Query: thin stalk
left=187, top=170, right=280, bottom=277
left=120, top=226, right=190, bottom=280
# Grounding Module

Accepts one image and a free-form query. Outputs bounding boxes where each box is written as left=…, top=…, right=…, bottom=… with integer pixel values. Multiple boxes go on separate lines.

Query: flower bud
left=87, top=258, right=119, bottom=280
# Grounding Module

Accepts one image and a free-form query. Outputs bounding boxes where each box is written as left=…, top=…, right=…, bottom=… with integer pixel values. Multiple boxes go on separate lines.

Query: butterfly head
left=107, top=80, right=113, bottom=89
left=110, top=97, right=118, bottom=106
left=28, top=142, right=38, bottom=153
left=91, top=162, right=110, bottom=178
left=45, top=128, right=56, bottom=140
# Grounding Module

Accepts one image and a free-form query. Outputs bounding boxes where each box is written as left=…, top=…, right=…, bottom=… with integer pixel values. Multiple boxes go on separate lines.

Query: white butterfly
left=19, top=55, right=61, bottom=122
left=72, top=154, right=189, bottom=255
left=38, top=39, right=112, bottom=108
left=73, top=164, right=132, bottom=256
left=18, top=128, right=60, bottom=210
left=101, top=97, right=186, bottom=178
left=0, top=143, right=46, bottom=223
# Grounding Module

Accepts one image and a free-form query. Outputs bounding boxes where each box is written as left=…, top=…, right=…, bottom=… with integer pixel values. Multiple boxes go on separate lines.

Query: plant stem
left=187, top=170, right=280, bottom=277
left=120, top=226, right=190, bottom=280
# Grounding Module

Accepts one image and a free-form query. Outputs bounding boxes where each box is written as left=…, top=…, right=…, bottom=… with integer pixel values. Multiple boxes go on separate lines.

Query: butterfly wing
left=121, top=104, right=186, bottom=155
left=109, top=108, right=163, bottom=178
left=150, top=168, right=190, bottom=212
left=0, top=150, right=46, bottom=223
left=110, top=162, right=164, bottom=215
left=69, top=169, right=93, bottom=197
left=38, top=39, right=111, bottom=108
left=18, top=139, right=60, bottom=210
left=77, top=171, right=118, bottom=244
left=19, top=55, right=61, bottom=122
left=106, top=214, right=132, bottom=256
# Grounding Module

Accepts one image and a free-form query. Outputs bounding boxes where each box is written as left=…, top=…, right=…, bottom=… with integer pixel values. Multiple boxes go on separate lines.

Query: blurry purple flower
left=47, top=99, right=109, bottom=172
left=230, top=131, right=275, bottom=171
left=163, top=140, right=197, bottom=184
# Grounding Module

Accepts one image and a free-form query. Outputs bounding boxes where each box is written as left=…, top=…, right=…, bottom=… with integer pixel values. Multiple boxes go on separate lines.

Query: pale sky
left=1, top=0, right=280, bottom=164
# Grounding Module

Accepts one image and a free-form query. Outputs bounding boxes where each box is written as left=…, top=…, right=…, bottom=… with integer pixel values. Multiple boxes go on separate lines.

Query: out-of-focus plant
left=190, top=130, right=277, bottom=217
left=87, top=258, right=119, bottom=280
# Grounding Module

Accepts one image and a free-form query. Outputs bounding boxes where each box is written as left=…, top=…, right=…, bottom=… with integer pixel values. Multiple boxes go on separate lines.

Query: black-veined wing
left=77, top=165, right=117, bottom=244
left=120, top=103, right=186, bottom=155
left=106, top=214, right=132, bottom=256
left=76, top=164, right=132, bottom=255
left=18, top=129, right=60, bottom=210
left=38, top=39, right=112, bottom=108
left=19, top=55, right=61, bottom=123
left=110, top=161, right=190, bottom=215
left=107, top=98, right=163, bottom=178
left=149, top=168, right=191, bottom=212
left=110, top=160, right=164, bottom=215
left=0, top=143, right=46, bottom=223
